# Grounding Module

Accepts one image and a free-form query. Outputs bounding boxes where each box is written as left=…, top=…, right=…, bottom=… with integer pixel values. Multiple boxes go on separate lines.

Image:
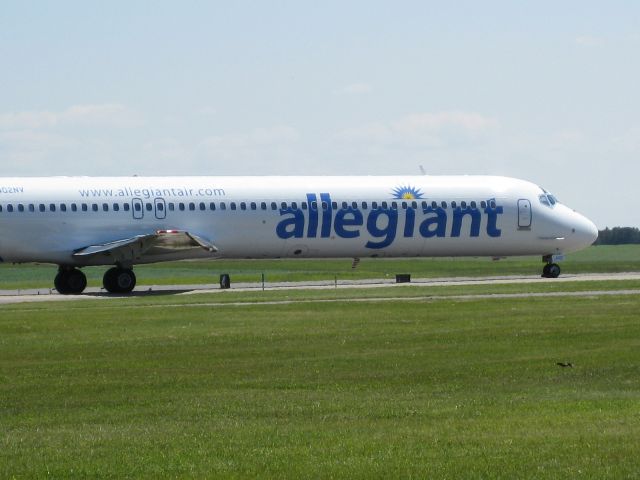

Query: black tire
left=103, top=267, right=136, bottom=293
left=67, top=269, right=87, bottom=294
left=547, top=263, right=561, bottom=278
left=542, top=264, right=551, bottom=278
left=54, top=271, right=70, bottom=294
left=103, top=267, right=119, bottom=292
left=55, top=269, right=87, bottom=294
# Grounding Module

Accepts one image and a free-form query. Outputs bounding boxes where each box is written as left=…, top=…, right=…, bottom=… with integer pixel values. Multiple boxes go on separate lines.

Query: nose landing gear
left=542, top=263, right=561, bottom=278
left=542, top=255, right=561, bottom=278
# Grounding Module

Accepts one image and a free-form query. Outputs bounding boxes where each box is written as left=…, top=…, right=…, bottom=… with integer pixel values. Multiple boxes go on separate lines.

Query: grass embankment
left=1, top=245, right=639, bottom=291
left=1, top=292, right=639, bottom=478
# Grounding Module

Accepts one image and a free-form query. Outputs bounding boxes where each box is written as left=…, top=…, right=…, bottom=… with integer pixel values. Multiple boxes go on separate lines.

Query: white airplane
left=0, top=175, right=598, bottom=294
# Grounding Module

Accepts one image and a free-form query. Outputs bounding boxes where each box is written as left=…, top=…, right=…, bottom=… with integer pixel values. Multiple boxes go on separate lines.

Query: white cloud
left=142, top=138, right=188, bottom=162
left=334, top=83, right=374, bottom=95
left=200, top=125, right=299, bottom=151
left=575, top=35, right=604, bottom=47
left=337, top=111, right=499, bottom=148
left=612, top=125, right=640, bottom=153
left=197, top=125, right=300, bottom=170
left=0, top=104, right=143, bottom=130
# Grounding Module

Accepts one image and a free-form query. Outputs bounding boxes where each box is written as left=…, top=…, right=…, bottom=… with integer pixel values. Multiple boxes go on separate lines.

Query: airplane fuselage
left=0, top=175, right=598, bottom=293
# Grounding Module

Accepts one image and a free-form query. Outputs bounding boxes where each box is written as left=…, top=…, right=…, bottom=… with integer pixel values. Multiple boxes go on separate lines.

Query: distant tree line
left=595, top=227, right=640, bottom=245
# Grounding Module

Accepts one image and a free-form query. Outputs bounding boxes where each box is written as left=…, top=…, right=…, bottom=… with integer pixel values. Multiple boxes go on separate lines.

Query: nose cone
left=572, top=213, right=599, bottom=250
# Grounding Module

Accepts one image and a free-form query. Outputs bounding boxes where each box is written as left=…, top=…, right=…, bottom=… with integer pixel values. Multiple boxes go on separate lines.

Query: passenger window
left=189, top=203, right=196, bottom=211
left=372, top=201, right=378, bottom=209
left=280, top=202, right=287, bottom=209
left=7, top=204, right=13, bottom=213
left=461, top=201, right=467, bottom=208
left=230, top=202, right=237, bottom=211
left=291, top=202, right=298, bottom=210
left=50, top=204, right=57, bottom=212
left=381, top=201, right=388, bottom=209
left=250, top=202, right=257, bottom=210
left=391, top=202, right=398, bottom=209
left=220, top=202, right=227, bottom=210
left=311, top=201, right=317, bottom=210
left=28, top=204, right=35, bottom=212
left=113, top=203, right=120, bottom=212
left=362, top=202, right=368, bottom=209
left=411, top=201, right=417, bottom=209
left=490, top=200, right=496, bottom=208
left=82, top=204, right=88, bottom=212
left=168, top=203, right=175, bottom=211
left=351, top=201, right=357, bottom=209
left=134, top=202, right=142, bottom=212
left=471, top=201, right=477, bottom=209
left=102, top=203, right=108, bottom=212
left=270, top=202, right=277, bottom=210
left=39, top=204, right=45, bottom=212
left=146, top=203, right=153, bottom=212
left=451, top=201, right=457, bottom=208
left=321, top=201, right=328, bottom=210
left=481, top=201, right=487, bottom=209
left=332, top=202, right=338, bottom=209
left=209, top=202, right=216, bottom=211
left=60, top=204, right=67, bottom=212
left=401, top=202, right=407, bottom=209
left=199, top=202, right=206, bottom=211
left=71, top=203, right=78, bottom=212
left=441, top=201, right=447, bottom=209
left=124, top=203, right=130, bottom=212
left=261, top=202, right=267, bottom=210
left=179, top=203, right=185, bottom=211
left=92, top=204, right=98, bottom=212
left=18, top=204, right=24, bottom=212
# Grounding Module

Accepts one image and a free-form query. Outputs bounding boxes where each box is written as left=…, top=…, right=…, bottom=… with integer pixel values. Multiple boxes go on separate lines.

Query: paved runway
left=1, top=272, right=640, bottom=305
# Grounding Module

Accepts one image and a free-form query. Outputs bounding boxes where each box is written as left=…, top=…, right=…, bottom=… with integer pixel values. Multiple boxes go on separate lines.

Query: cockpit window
left=539, top=187, right=559, bottom=208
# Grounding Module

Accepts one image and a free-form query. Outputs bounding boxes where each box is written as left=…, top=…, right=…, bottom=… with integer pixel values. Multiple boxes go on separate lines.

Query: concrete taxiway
left=1, top=272, right=640, bottom=305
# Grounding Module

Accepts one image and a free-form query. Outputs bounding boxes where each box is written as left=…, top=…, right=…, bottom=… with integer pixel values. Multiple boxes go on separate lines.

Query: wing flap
left=72, top=230, right=217, bottom=259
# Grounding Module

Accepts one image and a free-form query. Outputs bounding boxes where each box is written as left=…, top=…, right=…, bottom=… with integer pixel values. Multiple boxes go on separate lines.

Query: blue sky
left=1, top=1, right=639, bottom=227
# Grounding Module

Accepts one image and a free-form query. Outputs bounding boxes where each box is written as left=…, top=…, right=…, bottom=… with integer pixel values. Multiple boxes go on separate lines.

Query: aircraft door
left=517, top=199, right=532, bottom=229
left=132, top=198, right=144, bottom=220
left=154, top=198, right=166, bottom=219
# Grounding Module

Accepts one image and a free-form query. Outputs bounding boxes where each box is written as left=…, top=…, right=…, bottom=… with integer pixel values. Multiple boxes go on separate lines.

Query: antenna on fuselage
left=419, top=165, right=426, bottom=175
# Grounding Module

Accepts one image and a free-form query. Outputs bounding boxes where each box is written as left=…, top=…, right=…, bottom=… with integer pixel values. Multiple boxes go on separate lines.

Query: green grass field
left=2, top=285, right=640, bottom=478
left=1, top=244, right=639, bottom=291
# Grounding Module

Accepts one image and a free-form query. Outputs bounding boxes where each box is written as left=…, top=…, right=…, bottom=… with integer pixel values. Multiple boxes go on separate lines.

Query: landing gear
left=103, top=267, right=137, bottom=294
left=542, top=262, right=561, bottom=278
left=54, top=268, right=88, bottom=294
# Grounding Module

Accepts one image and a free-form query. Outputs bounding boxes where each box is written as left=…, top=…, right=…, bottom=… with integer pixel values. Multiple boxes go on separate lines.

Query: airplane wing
left=72, top=230, right=218, bottom=260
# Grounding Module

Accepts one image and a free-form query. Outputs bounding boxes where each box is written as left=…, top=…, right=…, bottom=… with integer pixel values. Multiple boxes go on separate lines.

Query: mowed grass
left=1, top=291, right=640, bottom=478
left=1, top=244, right=639, bottom=291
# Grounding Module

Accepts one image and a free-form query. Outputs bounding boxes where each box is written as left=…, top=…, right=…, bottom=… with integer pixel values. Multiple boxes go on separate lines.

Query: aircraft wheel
left=542, top=264, right=551, bottom=278
left=103, top=267, right=136, bottom=293
left=67, top=269, right=88, bottom=294
left=547, top=263, right=561, bottom=278
left=54, top=271, right=70, bottom=294
left=55, top=269, right=87, bottom=294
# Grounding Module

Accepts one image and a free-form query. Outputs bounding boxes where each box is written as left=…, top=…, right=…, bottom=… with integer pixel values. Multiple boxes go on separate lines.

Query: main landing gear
left=54, top=266, right=137, bottom=295
left=103, top=267, right=137, bottom=294
left=54, top=267, right=88, bottom=295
